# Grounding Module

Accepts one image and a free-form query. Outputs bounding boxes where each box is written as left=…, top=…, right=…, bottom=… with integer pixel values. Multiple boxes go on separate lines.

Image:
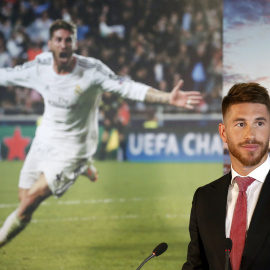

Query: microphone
left=225, top=238, right=232, bottom=270
left=136, top=242, right=168, bottom=270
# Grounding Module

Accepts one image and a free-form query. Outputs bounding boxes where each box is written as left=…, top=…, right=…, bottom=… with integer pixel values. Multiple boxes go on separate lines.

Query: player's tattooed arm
left=144, top=80, right=202, bottom=108
left=144, top=88, right=170, bottom=104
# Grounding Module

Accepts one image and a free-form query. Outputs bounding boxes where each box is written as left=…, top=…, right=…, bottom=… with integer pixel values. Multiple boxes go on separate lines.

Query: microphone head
left=152, top=242, right=168, bottom=256
left=225, top=238, right=232, bottom=251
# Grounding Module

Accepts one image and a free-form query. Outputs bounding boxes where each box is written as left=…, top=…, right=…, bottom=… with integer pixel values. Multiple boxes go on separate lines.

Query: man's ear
left=218, top=123, right=227, bottom=143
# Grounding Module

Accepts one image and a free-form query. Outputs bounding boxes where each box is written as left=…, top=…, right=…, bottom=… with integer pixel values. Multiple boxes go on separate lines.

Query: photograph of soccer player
left=0, top=19, right=202, bottom=248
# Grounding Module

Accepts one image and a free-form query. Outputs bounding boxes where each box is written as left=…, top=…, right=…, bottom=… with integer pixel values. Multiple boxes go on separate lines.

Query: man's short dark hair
left=222, top=82, right=270, bottom=117
left=49, top=20, right=77, bottom=40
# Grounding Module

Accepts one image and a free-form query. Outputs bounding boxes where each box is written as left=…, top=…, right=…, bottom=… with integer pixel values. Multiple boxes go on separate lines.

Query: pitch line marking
left=0, top=197, right=168, bottom=209
left=29, top=213, right=189, bottom=224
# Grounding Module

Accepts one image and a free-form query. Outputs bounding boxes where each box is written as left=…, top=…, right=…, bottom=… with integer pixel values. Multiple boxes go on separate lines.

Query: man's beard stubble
left=228, top=139, right=269, bottom=167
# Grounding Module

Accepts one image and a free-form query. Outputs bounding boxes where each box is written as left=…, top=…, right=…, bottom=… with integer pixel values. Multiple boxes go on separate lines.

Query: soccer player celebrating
left=0, top=20, right=201, bottom=247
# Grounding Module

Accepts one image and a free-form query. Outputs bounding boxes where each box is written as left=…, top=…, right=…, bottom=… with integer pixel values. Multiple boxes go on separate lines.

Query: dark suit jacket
left=182, top=170, right=270, bottom=270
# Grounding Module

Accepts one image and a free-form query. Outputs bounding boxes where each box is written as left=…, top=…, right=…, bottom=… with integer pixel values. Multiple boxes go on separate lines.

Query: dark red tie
left=230, top=176, right=255, bottom=270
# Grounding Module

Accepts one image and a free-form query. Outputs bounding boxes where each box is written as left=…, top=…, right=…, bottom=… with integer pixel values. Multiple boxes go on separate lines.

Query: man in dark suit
left=182, top=82, right=270, bottom=270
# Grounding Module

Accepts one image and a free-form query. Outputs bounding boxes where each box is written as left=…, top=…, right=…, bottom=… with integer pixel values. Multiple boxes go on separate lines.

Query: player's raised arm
left=0, top=61, right=36, bottom=89
left=144, top=79, right=202, bottom=109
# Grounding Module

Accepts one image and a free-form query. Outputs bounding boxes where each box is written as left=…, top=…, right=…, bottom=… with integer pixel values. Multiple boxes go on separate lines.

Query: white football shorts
left=19, top=138, right=91, bottom=198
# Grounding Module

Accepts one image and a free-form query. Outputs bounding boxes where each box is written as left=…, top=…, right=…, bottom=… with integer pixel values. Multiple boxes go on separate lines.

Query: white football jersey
left=0, top=52, right=149, bottom=158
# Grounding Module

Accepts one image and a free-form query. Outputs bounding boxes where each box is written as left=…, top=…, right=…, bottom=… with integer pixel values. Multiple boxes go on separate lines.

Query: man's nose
left=60, top=40, right=67, bottom=48
left=245, top=125, right=255, bottom=141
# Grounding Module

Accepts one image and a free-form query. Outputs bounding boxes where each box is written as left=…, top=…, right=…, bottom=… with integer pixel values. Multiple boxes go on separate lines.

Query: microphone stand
left=224, top=238, right=232, bottom=270
left=225, top=248, right=230, bottom=270
left=136, top=242, right=168, bottom=269
left=136, top=254, right=155, bottom=270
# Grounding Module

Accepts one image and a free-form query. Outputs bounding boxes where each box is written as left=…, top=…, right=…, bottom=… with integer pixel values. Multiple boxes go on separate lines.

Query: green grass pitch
left=0, top=161, right=222, bottom=270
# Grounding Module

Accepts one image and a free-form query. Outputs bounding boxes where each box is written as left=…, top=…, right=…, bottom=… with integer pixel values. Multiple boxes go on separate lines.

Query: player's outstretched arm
left=144, top=80, right=202, bottom=109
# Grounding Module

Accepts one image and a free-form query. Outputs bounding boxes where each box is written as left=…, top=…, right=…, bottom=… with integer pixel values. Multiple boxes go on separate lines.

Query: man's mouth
left=59, top=52, right=68, bottom=58
left=242, top=142, right=260, bottom=152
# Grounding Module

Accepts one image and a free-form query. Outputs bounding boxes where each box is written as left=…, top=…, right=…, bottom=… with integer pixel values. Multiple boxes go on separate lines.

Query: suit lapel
left=204, top=173, right=232, bottom=261
left=242, top=170, right=270, bottom=267
left=207, top=173, right=231, bottom=235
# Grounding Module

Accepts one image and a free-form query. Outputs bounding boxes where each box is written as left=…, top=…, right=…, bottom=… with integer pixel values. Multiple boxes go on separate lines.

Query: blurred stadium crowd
left=0, top=0, right=222, bottom=116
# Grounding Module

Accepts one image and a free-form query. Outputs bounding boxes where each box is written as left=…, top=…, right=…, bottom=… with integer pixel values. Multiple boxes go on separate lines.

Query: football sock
left=0, top=209, right=29, bottom=247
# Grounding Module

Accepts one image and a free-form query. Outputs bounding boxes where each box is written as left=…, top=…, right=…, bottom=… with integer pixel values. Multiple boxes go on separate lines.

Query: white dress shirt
left=225, top=155, right=270, bottom=237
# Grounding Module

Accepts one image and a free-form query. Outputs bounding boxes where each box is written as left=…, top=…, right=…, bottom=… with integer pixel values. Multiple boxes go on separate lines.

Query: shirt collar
left=231, top=155, right=270, bottom=184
